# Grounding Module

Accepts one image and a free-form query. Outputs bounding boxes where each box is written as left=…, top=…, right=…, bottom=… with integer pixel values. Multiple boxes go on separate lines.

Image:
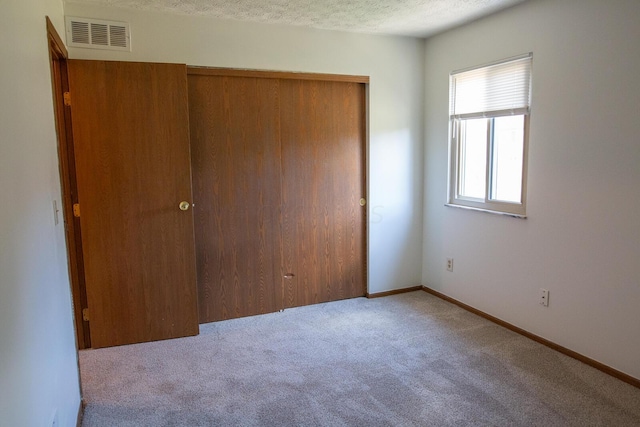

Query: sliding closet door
left=280, top=80, right=367, bottom=308
left=188, top=74, right=284, bottom=323
left=68, top=60, right=199, bottom=348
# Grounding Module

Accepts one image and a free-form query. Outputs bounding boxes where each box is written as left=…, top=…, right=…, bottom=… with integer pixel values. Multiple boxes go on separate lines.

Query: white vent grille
left=65, top=17, right=131, bottom=51
left=70, top=21, right=89, bottom=44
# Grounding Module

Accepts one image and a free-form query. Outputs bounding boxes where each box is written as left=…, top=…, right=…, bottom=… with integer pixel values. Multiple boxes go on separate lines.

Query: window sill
left=445, top=203, right=527, bottom=219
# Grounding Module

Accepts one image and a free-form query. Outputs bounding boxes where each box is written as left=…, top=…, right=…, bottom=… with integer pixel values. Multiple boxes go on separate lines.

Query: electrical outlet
left=540, top=288, right=549, bottom=307
left=446, top=258, right=454, bottom=272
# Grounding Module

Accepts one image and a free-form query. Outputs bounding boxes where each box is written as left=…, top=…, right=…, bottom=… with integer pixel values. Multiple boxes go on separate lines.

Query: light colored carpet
left=79, top=291, right=640, bottom=426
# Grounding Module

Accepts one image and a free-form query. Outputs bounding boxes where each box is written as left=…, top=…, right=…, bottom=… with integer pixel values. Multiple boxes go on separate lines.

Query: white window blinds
left=450, top=54, right=532, bottom=118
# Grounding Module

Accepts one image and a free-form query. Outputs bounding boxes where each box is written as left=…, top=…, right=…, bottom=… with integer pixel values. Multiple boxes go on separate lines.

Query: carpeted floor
left=79, top=291, right=640, bottom=426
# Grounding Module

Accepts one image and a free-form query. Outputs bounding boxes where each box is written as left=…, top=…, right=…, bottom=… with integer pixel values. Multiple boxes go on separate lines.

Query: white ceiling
left=65, top=0, right=527, bottom=38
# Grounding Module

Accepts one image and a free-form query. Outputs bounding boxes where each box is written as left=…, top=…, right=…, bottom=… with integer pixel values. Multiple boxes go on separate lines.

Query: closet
left=188, top=69, right=367, bottom=323
left=66, top=62, right=367, bottom=347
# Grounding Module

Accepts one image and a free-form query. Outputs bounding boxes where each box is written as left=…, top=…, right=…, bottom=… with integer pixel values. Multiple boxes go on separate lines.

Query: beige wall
left=423, top=0, right=640, bottom=379
left=0, top=1, right=81, bottom=426
left=64, top=3, right=427, bottom=294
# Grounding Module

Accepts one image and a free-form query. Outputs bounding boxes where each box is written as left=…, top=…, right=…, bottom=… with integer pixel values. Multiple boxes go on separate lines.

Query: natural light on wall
left=448, top=53, right=532, bottom=217
left=368, top=129, right=416, bottom=291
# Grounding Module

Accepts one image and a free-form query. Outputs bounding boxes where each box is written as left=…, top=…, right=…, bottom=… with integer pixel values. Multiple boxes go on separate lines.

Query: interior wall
left=63, top=3, right=426, bottom=294
left=0, top=1, right=82, bottom=426
left=423, top=0, right=640, bottom=379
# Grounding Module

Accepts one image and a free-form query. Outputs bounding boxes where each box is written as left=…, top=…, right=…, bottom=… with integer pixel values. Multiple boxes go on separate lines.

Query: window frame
left=446, top=54, right=532, bottom=218
left=448, top=114, right=529, bottom=217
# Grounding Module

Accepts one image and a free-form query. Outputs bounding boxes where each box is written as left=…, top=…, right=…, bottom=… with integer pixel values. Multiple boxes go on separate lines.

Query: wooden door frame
left=187, top=66, right=370, bottom=84
left=46, top=17, right=91, bottom=349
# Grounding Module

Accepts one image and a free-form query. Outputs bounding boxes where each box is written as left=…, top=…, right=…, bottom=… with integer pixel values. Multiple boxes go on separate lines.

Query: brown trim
left=187, top=66, right=370, bottom=83
left=367, top=286, right=422, bottom=299
left=361, top=84, right=369, bottom=298
left=422, top=286, right=640, bottom=389
left=46, top=17, right=68, bottom=58
left=46, top=17, right=91, bottom=349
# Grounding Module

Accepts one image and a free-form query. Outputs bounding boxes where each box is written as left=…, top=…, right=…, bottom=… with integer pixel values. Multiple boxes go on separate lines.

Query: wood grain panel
left=280, top=80, right=366, bottom=308
left=188, top=75, right=284, bottom=323
left=68, top=60, right=199, bottom=348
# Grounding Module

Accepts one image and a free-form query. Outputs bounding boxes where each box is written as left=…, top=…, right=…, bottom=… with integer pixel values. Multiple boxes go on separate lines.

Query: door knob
left=179, top=201, right=190, bottom=211
left=359, top=198, right=366, bottom=206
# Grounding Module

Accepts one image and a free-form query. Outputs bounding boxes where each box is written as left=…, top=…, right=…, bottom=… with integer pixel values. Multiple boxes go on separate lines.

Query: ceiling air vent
left=65, top=17, right=131, bottom=51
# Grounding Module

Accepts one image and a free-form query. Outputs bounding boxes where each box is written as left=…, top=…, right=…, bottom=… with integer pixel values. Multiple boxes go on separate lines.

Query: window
left=448, top=54, right=532, bottom=217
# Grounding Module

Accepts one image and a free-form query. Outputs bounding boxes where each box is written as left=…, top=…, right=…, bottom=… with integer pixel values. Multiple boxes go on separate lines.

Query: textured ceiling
left=65, top=0, right=527, bottom=38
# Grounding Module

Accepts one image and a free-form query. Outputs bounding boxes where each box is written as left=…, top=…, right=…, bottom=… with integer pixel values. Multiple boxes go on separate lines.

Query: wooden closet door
left=280, top=80, right=367, bottom=308
left=68, top=60, right=199, bottom=348
left=188, top=74, right=284, bottom=322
